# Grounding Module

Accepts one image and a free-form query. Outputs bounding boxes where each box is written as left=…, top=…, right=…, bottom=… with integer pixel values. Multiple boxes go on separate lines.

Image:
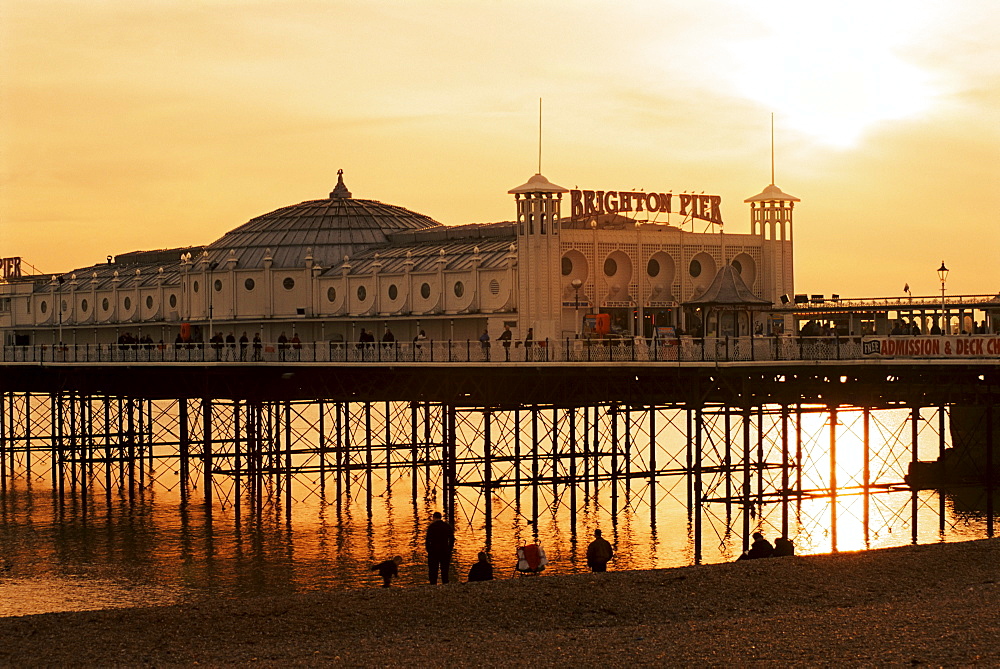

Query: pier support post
left=864, top=407, right=871, bottom=546
left=911, top=406, right=919, bottom=544
left=781, top=404, right=789, bottom=540
left=694, top=406, right=703, bottom=564
left=830, top=405, right=838, bottom=552
left=203, top=398, right=213, bottom=513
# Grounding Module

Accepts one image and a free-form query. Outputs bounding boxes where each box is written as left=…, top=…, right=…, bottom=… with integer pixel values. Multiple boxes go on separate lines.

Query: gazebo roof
left=684, top=264, right=772, bottom=307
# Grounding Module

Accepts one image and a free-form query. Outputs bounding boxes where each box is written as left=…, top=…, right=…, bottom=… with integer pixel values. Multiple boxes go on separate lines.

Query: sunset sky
left=1, top=0, right=997, bottom=297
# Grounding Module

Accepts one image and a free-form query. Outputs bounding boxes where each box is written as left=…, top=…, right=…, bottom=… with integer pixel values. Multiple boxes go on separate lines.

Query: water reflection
left=1, top=404, right=997, bottom=617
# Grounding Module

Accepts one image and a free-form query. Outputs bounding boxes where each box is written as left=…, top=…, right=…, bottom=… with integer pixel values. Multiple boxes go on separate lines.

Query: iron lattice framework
left=1, top=369, right=996, bottom=562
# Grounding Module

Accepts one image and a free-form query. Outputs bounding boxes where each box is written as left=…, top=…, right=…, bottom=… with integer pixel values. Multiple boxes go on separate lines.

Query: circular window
left=146, top=295, right=153, bottom=309
left=357, top=285, right=367, bottom=301
left=283, top=277, right=295, bottom=290
left=244, top=278, right=255, bottom=291
left=420, top=283, right=431, bottom=299
left=214, top=279, right=223, bottom=292
left=102, top=298, right=110, bottom=311
left=193, top=281, right=199, bottom=293
left=327, top=286, right=336, bottom=302
left=489, top=279, right=500, bottom=295
left=732, top=260, right=743, bottom=274
left=169, top=294, right=177, bottom=309
left=454, top=281, right=465, bottom=298
left=689, top=259, right=702, bottom=278
left=388, top=284, right=398, bottom=300
left=647, top=258, right=660, bottom=277
left=604, top=257, right=617, bottom=277
left=40, top=301, right=47, bottom=314
left=561, top=257, right=573, bottom=276
left=124, top=297, right=131, bottom=310
left=81, top=299, right=88, bottom=313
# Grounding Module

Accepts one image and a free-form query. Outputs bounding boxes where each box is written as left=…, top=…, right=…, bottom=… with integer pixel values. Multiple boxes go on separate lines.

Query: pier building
left=0, top=171, right=797, bottom=346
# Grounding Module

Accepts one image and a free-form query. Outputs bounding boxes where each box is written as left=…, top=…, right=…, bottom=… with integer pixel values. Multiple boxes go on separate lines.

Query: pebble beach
left=1, top=538, right=998, bottom=667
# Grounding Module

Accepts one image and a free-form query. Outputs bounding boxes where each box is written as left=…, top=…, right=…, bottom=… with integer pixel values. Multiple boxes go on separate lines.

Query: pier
left=2, top=336, right=997, bottom=562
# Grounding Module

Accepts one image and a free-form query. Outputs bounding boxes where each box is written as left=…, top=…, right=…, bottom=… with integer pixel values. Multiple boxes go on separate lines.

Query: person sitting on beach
left=371, top=556, right=403, bottom=588
left=773, top=536, right=795, bottom=557
left=467, top=552, right=494, bottom=582
left=738, top=532, right=774, bottom=560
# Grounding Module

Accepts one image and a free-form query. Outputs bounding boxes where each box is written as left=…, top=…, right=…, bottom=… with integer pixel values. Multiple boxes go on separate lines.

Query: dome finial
left=330, top=169, right=352, bottom=199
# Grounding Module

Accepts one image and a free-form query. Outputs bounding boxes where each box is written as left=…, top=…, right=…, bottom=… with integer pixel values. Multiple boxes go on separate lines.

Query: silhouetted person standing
left=586, top=529, right=614, bottom=572
left=467, top=552, right=494, bottom=582
left=425, top=511, right=455, bottom=584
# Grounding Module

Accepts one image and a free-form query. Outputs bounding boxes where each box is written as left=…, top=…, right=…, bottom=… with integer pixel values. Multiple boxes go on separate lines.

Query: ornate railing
left=4, top=334, right=998, bottom=364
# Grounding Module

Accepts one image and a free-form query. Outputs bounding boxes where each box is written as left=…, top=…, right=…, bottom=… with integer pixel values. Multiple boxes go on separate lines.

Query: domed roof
left=744, top=183, right=800, bottom=203
left=205, top=172, right=442, bottom=268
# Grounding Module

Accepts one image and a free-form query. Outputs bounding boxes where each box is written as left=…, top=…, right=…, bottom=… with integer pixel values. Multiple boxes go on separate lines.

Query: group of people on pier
left=371, top=512, right=615, bottom=588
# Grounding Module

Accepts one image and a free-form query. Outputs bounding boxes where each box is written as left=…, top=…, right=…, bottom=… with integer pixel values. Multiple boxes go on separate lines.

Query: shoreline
left=2, top=538, right=999, bottom=666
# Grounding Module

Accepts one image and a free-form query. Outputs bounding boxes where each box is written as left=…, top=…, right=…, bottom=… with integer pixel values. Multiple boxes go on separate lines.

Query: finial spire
left=538, top=97, right=543, bottom=174
left=330, top=169, right=352, bottom=199
left=771, top=112, right=775, bottom=185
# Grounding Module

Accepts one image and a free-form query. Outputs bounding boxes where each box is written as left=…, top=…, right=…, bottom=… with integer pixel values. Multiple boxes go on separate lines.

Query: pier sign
left=570, top=189, right=723, bottom=225
left=1, top=257, right=22, bottom=280
left=863, top=335, right=1000, bottom=358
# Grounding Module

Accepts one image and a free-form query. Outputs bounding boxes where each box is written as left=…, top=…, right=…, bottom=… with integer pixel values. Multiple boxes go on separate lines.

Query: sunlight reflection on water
left=0, top=407, right=995, bottom=617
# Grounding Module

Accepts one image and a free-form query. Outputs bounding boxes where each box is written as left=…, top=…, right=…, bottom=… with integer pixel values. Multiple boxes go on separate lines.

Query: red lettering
left=709, top=195, right=722, bottom=224
left=679, top=194, right=692, bottom=215
left=596, top=191, right=605, bottom=215
left=619, top=192, right=633, bottom=212
left=645, top=193, right=659, bottom=213
left=583, top=190, right=597, bottom=216
left=659, top=193, right=672, bottom=213
left=571, top=190, right=583, bottom=219
left=604, top=191, right=618, bottom=213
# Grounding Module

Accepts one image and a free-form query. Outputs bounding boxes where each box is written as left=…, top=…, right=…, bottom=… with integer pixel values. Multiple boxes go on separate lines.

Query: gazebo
left=683, top=264, right=772, bottom=337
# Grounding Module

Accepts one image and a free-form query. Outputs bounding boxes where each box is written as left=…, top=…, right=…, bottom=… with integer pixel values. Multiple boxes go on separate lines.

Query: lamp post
left=937, top=260, right=948, bottom=335
left=208, top=261, right=219, bottom=342
left=571, top=278, right=583, bottom=338
left=55, top=276, right=64, bottom=351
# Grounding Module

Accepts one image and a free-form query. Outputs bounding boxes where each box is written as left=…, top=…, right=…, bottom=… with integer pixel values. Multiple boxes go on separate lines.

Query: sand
left=1, top=538, right=998, bottom=667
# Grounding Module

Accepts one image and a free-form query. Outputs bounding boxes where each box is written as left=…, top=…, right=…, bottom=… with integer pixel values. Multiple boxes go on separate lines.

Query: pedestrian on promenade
left=479, top=329, right=490, bottom=361
left=497, top=325, right=512, bottom=361
left=252, top=332, right=262, bottom=361
left=425, top=511, right=455, bottom=584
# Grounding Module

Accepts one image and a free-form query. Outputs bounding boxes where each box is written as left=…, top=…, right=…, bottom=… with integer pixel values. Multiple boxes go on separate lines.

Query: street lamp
left=208, top=261, right=219, bottom=343
left=571, top=278, right=583, bottom=338
left=937, top=260, right=949, bottom=335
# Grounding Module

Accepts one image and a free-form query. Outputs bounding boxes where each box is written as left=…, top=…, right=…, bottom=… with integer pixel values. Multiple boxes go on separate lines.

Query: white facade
left=0, top=173, right=797, bottom=346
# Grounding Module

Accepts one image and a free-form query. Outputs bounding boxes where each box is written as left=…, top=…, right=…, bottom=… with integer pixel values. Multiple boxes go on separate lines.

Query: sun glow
left=727, top=1, right=939, bottom=147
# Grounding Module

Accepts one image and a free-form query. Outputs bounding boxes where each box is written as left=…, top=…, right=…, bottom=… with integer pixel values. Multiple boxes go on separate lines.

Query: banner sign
left=570, top=189, right=723, bottom=225
left=862, top=336, right=1000, bottom=358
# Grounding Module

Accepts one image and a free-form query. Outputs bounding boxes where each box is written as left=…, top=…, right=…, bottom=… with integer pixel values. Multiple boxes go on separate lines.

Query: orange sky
left=1, top=1, right=997, bottom=298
